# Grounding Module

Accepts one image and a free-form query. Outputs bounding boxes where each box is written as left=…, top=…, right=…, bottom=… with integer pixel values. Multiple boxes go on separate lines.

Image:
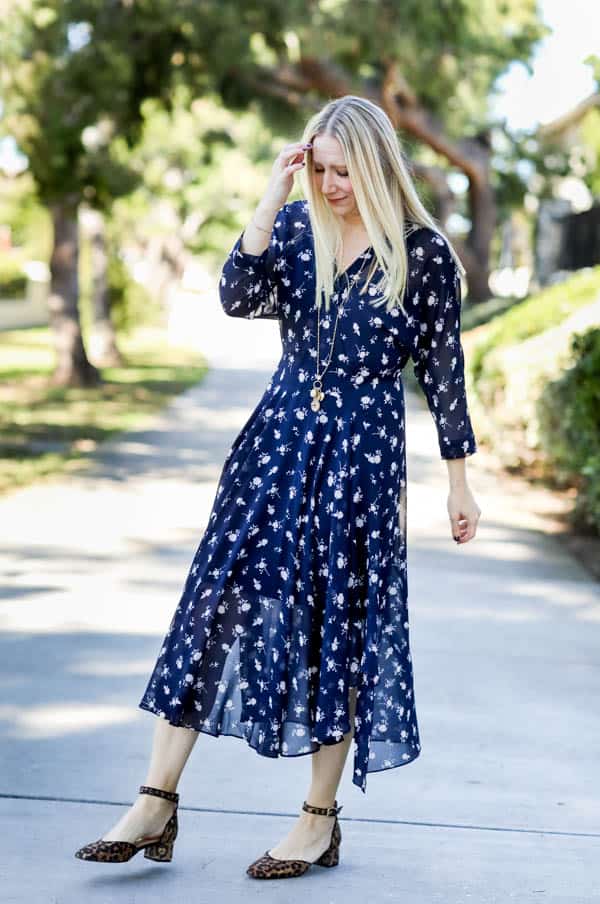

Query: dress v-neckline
left=334, top=245, right=373, bottom=281
left=332, top=218, right=420, bottom=278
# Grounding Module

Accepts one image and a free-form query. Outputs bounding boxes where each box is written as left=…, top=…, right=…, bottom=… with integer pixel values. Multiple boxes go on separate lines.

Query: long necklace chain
left=310, top=250, right=371, bottom=412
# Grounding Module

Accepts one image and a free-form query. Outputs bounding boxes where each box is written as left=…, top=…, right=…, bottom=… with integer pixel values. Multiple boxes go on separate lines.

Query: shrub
left=538, top=328, right=600, bottom=534
left=106, top=254, right=162, bottom=334
left=0, top=254, right=27, bottom=299
left=470, top=266, right=600, bottom=382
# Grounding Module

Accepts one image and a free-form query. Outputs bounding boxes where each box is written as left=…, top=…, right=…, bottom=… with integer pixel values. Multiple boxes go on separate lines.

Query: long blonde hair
left=298, top=95, right=465, bottom=315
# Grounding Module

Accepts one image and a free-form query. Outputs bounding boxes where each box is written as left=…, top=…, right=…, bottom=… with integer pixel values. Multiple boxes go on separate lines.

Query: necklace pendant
left=310, top=381, right=325, bottom=411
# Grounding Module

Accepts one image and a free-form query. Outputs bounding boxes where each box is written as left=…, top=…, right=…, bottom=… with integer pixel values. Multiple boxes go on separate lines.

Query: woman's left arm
left=410, top=236, right=481, bottom=545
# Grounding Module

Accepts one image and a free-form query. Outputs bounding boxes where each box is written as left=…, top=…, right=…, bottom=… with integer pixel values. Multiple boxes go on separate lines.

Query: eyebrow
left=312, top=159, right=348, bottom=167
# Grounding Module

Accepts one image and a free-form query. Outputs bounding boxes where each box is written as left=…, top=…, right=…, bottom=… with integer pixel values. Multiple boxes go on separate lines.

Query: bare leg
left=102, top=719, right=199, bottom=842
left=267, top=686, right=357, bottom=861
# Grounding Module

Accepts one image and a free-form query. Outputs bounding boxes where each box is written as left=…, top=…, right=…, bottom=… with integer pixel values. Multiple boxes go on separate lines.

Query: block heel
left=144, top=839, right=175, bottom=862
left=314, top=819, right=341, bottom=867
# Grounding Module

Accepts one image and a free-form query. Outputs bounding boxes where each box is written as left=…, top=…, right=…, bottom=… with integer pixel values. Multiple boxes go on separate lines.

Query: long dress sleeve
left=218, top=202, right=292, bottom=320
left=410, top=236, right=478, bottom=460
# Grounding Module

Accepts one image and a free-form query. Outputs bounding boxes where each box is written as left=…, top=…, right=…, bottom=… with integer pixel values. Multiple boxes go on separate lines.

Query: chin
left=331, top=200, right=352, bottom=210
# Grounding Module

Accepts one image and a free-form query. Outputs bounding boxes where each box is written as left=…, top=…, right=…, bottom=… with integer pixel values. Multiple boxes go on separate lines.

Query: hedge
left=466, top=267, right=600, bottom=537
left=537, top=328, right=600, bottom=534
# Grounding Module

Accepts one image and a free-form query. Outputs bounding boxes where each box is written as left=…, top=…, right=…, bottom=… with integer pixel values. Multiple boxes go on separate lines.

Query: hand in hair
left=244, top=143, right=311, bottom=254
left=261, top=142, right=311, bottom=213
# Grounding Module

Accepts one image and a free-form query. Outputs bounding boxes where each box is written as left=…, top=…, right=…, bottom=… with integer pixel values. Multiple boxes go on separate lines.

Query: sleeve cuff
left=440, top=435, right=478, bottom=460
left=230, top=233, right=270, bottom=270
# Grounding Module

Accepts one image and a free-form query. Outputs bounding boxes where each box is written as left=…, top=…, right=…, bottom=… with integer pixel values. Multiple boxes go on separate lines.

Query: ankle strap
left=139, top=785, right=179, bottom=805
left=302, top=799, right=343, bottom=817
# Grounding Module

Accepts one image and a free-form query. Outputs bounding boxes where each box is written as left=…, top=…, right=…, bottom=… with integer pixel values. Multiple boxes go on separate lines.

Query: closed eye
left=314, top=166, right=348, bottom=177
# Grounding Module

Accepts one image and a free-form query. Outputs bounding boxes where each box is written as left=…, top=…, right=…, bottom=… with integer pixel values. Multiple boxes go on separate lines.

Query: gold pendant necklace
left=310, top=249, right=371, bottom=412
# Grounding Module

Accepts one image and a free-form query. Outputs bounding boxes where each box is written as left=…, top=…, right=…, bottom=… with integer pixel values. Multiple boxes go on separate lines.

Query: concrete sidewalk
left=1, top=300, right=599, bottom=903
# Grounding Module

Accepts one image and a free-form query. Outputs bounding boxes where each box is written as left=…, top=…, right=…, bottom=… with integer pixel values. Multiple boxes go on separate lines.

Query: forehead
left=311, top=133, right=346, bottom=165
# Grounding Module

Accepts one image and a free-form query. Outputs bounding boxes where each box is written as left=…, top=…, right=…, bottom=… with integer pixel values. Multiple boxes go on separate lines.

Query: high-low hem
left=138, top=702, right=422, bottom=792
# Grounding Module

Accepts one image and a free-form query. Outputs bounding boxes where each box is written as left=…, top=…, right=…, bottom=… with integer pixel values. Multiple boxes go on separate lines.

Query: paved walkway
left=1, top=294, right=599, bottom=903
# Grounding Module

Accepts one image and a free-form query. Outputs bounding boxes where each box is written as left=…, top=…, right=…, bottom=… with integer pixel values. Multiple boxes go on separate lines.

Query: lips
left=327, top=196, right=346, bottom=203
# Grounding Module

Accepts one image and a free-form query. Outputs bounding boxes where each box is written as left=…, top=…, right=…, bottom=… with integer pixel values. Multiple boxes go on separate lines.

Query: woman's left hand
left=447, top=485, right=481, bottom=544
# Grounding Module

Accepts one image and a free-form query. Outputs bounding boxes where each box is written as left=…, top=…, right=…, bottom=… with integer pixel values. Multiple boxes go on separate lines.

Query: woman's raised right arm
left=219, top=142, right=310, bottom=320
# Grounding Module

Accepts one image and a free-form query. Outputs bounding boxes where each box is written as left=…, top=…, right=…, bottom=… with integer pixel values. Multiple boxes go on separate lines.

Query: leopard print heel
left=246, top=800, right=343, bottom=880
left=74, top=785, right=179, bottom=864
left=314, top=817, right=342, bottom=867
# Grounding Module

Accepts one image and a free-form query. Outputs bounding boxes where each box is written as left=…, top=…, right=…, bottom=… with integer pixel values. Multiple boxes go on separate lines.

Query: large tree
left=1, top=2, right=547, bottom=388
left=1, top=3, right=143, bottom=384
left=0, top=0, right=298, bottom=384
left=220, top=0, right=547, bottom=301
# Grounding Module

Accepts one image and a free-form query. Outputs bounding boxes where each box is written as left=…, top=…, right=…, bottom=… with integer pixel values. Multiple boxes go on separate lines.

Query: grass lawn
left=0, top=324, right=209, bottom=495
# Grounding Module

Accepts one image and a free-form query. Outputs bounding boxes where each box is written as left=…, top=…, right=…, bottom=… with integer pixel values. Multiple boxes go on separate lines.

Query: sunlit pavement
left=1, top=290, right=599, bottom=903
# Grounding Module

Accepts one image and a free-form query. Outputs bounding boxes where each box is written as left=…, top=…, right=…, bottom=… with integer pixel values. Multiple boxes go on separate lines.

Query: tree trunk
left=81, top=207, right=124, bottom=367
left=411, top=162, right=457, bottom=226
left=380, top=76, right=495, bottom=302
left=460, top=164, right=495, bottom=301
left=449, top=134, right=495, bottom=302
left=48, top=202, right=101, bottom=387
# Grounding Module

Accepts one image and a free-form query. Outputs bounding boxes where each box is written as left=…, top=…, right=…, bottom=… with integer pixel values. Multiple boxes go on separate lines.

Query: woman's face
left=311, top=133, right=360, bottom=221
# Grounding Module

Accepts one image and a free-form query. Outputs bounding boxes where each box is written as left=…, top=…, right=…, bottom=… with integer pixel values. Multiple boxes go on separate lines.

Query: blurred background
left=1, top=0, right=599, bottom=551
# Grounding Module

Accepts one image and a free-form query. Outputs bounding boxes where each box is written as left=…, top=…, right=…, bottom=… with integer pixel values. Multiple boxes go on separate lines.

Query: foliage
left=109, top=88, right=295, bottom=275
left=0, top=252, right=27, bottom=298
left=470, top=266, right=600, bottom=381
left=1, top=1, right=142, bottom=209
left=105, top=253, right=162, bottom=334
left=580, top=106, right=600, bottom=197
left=538, top=328, right=600, bottom=534
left=460, top=293, right=524, bottom=332
left=0, top=0, right=310, bottom=207
left=516, top=56, right=600, bottom=208
left=464, top=269, right=600, bottom=537
left=1, top=1, right=547, bottom=203
left=290, top=0, right=547, bottom=138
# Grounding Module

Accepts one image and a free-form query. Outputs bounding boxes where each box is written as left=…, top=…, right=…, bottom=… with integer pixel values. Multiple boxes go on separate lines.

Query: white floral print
left=139, top=199, right=477, bottom=793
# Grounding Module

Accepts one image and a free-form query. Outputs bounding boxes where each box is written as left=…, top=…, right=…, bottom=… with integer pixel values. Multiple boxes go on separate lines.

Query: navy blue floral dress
left=139, top=198, right=477, bottom=793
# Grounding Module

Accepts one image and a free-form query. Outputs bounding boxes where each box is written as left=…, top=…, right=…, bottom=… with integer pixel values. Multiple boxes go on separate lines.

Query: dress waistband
left=275, top=361, right=403, bottom=389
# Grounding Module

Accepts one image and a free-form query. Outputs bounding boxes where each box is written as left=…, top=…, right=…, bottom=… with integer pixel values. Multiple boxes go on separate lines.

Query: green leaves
left=538, top=327, right=600, bottom=533
left=32, top=6, right=58, bottom=28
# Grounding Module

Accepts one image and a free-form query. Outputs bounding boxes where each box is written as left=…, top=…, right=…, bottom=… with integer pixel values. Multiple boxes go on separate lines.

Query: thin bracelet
left=251, top=216, right=272, bottom=235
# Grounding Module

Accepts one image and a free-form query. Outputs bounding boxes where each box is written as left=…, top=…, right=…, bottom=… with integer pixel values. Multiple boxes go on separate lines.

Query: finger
left=450, top=515, right=461, bottom=542
left=452, top=515, right=473, bottom=543
left=283, top=162, right=306, bottom=176
left=281, top=141, right=311, bottom=150
left=460, top=520, right=478, bottom=543
left=451, top=513, right=466, bottom=524
left=288, top=152, right=308, bottom=168
left=280, top=143, right=311, bottom=165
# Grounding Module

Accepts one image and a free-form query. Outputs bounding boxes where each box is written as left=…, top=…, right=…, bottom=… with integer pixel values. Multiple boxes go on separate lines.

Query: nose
left=322, top=170, right=336, bottom=195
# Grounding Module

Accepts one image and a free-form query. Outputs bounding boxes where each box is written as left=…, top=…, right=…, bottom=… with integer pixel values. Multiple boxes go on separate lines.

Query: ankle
left=135, top=793, right=174, bottom=815
left=300, top=810, right=334, bottom=831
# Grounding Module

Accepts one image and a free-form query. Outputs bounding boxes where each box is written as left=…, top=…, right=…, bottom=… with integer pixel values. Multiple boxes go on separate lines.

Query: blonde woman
left=75, top=95, right=481, bottom=879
